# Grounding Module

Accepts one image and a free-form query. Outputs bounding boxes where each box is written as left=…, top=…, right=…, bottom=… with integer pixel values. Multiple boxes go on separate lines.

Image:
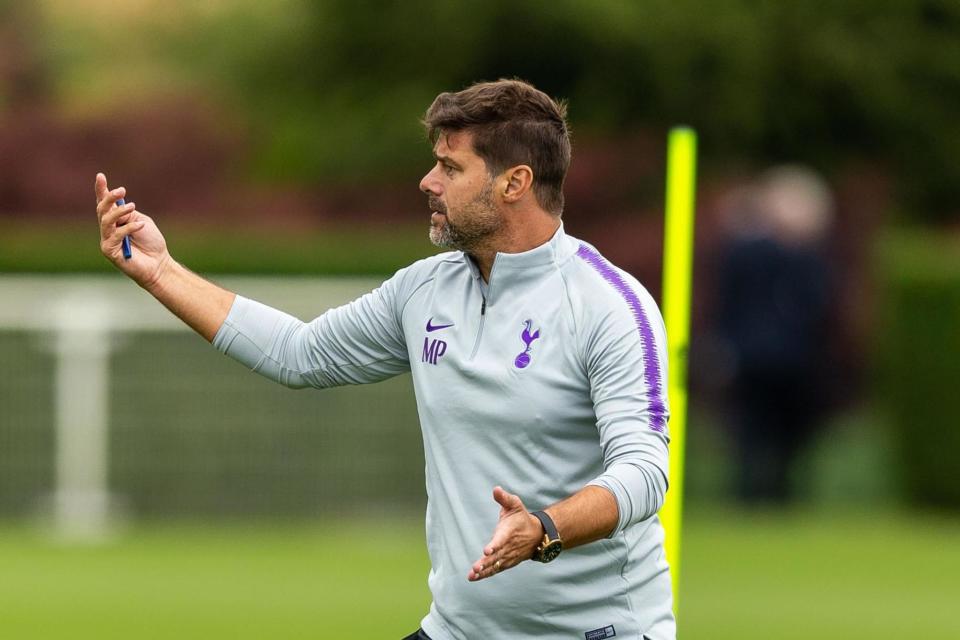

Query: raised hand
left=95, top=172, right=171, bottom=288
left=468, top=486, right=543, bottom=582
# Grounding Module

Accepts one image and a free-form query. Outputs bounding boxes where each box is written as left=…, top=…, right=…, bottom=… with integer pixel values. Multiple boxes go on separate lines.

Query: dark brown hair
left=423, top=79, right=571, bottom=216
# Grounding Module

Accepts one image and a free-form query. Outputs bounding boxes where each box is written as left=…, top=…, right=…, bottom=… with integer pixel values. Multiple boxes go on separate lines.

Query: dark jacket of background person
left=716, top=167, right=835, bottom=504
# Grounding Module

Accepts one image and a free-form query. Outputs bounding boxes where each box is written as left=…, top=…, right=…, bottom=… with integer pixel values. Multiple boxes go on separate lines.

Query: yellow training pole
left=659, top=126, right=697, bottom=613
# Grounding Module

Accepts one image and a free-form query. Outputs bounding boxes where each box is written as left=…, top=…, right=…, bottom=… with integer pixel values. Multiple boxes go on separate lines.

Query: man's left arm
left=470, top=293, right=671, bottom=581
left=468, top=484, right=618, bottom=581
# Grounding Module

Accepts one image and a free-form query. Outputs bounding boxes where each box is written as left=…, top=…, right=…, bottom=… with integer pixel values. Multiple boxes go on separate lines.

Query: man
left=716, top=167, right=834, bottom=504
left=95, top=79, right=674, bottom=640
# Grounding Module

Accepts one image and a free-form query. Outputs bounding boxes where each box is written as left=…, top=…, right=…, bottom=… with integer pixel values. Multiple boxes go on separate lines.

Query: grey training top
left=213, top=225, right=675, bottom=640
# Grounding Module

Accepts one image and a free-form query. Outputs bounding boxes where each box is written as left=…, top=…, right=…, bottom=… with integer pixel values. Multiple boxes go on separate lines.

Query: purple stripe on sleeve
left=576, top=244, right=667, bottom=433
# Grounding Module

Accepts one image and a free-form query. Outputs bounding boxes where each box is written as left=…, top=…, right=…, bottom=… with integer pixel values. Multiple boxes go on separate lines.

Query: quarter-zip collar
left=461, top=223, right=574, bottom=307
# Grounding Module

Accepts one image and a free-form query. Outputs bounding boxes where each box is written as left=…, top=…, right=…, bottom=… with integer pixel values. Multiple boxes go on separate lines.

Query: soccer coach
left=95, top=79, right=674, bottom=640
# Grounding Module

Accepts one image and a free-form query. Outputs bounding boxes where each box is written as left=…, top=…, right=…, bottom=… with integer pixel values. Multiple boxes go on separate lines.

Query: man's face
left=419, top=130, right=503, bottom=253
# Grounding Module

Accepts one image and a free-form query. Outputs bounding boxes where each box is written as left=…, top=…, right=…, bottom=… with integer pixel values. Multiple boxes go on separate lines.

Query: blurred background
left=1, top=1, right=959, bottom=638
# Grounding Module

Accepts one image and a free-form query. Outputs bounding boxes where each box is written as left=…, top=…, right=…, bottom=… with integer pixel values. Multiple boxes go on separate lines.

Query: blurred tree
left=0, top=1, right=50, bottom=110
left=25, top=0, right=960, bottom=219
left=878, top=231, right=960, bottom=508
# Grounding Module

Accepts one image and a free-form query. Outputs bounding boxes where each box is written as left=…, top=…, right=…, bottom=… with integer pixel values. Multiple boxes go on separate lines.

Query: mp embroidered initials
left=422, top=337, right=448, bottom=365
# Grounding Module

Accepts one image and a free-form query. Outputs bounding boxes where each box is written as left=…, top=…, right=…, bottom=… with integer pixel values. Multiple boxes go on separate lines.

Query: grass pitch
left=1, top=509, right=957, bottom=639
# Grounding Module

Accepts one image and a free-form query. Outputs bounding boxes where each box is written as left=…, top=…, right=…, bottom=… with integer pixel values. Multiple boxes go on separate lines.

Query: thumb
left=493, top=486, right=522, bottom=511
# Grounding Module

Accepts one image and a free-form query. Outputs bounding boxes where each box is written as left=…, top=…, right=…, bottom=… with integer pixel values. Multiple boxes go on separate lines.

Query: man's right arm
left=96, top=173, right=412, bottom=388
left=96, top=172, right=235, bottom=342
left=143, top=259, right=236, bottom=342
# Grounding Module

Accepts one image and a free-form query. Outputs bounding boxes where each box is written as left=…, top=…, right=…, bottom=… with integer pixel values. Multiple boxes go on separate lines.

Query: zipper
left=469, top=293, right=486, bottom=359
left=469, top=257, right=495, bottom=360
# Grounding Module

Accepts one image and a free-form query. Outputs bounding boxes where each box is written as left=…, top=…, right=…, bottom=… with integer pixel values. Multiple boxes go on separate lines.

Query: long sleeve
left=212, top=271, right=415, bottom=389
left=583, top=285, right=671, bottom=536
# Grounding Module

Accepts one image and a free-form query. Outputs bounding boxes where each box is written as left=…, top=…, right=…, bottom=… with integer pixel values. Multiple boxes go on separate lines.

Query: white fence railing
left=0, top=274, right=386, bottom=540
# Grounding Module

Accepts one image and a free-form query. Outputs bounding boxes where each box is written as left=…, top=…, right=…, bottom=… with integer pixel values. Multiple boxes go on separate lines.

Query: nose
left=420, top=165, right=442, bottom=195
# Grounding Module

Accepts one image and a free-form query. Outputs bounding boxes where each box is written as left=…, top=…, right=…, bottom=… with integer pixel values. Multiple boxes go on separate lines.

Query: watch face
left=540, top=540, right=563, bottom=563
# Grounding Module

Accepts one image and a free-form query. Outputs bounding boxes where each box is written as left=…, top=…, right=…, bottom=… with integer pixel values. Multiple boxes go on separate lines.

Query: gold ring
left=495, top=560, right=502, bottom=572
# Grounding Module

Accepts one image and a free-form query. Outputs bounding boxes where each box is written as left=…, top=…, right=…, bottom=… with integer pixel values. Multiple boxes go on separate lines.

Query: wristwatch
left=530, top=510, right=563, bottom=563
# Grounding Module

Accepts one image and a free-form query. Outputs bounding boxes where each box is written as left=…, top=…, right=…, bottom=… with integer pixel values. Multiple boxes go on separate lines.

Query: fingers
left=468, top=519, right=537, bottom=582
left=101, top=214, right=145, bottom=257
left=99, top=200, right=136, bottom=234
left=109, top=217, right=146, bottom=242
left=482, top=533, right=508, bottom=565
left=467, top=487, right=539, bottom=582
left=482, top=520, right=518, bottom=562
left=468, top=544, right=522, bottom=581
left=112, top=208, right=142, bottom=230
left=96, top=185, right=127, bottom=221
left=114, top=210, right=135, bottom=226
left=469, top=526, right=506, bottom=581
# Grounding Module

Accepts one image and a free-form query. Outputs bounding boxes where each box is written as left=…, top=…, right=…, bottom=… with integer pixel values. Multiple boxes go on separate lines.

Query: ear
left=500, top=165, right=534, bottom=204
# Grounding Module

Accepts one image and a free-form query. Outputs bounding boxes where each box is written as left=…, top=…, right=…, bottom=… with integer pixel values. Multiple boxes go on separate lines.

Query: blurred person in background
left=94, top=79, right=675, bottom=640
left=715, top=166, right=835, bottom=504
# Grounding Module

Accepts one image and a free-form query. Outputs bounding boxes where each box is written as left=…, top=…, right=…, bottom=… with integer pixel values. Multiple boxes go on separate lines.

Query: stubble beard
left=428, top=182, right=503, bottom=253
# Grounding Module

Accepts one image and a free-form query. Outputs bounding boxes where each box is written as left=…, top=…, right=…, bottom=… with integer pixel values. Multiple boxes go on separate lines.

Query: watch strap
left=531, top=510, right=560, bottom=541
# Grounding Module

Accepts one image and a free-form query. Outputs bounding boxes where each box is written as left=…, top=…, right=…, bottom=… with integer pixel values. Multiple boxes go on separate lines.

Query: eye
left=442, top=163, right=455, bottom=177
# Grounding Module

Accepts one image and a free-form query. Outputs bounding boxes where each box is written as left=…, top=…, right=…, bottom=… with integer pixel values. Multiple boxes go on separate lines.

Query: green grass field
left=2, top=508, right=958, bottom=639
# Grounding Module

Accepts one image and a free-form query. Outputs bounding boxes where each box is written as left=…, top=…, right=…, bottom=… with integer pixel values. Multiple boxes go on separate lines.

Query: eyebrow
left=433, top=152, right=463, bottom=169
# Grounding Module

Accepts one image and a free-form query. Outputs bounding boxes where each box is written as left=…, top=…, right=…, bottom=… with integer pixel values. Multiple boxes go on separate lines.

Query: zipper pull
left=481, top=296, right=487, bottom=316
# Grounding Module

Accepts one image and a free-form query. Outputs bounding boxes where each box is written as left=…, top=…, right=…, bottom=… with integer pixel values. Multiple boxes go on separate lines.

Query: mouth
left=428, top=197, right=446, bottom=217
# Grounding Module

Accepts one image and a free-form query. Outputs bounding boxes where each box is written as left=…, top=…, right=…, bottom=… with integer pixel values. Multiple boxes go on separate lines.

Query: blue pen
left=117, top=197, right=133, bottom=260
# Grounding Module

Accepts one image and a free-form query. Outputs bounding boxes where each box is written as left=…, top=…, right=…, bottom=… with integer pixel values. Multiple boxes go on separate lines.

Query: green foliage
left=149, top=0, right=960, bottom=219
left=877, top=229, right=960, bottom=507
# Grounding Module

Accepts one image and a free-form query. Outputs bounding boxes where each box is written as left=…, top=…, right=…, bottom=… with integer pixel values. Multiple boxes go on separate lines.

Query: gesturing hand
left=468, top=486, right=544, bottom=582
left=95, top=173, right=171, bottom=288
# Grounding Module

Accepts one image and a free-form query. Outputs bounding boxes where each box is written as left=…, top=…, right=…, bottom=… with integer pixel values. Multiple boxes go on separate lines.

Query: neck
left=470, top=214, right=560, bottom=282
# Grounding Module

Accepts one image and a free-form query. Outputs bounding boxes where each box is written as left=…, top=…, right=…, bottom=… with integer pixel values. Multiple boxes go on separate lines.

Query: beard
left=428, top=182, right=503, bottom=253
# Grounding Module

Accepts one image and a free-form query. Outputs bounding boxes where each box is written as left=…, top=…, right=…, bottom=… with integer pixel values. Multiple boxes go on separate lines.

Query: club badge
left=514, top=320, right=541, bottom=369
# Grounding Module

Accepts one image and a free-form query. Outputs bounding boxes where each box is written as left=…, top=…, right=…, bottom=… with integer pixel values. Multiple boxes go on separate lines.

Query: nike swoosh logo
left=426, top=318, right=455, bottom=332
